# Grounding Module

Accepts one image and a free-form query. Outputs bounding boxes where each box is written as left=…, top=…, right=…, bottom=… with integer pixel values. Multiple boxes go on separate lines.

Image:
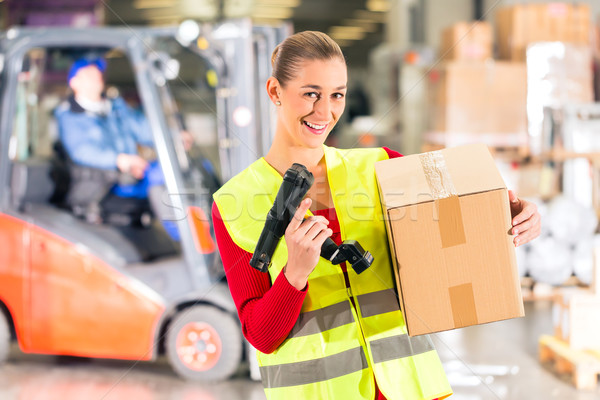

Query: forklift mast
left=0, top=21, right=272, bottom=289
left=0, top=21, right=287, bottom=382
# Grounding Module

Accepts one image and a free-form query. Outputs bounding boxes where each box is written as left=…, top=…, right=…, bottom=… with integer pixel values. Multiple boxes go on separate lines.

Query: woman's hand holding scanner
left=249, top=162, right=375, bottom=279
left=284, top=198, right=332, bottom=290
left=509, top=190, right=541, bottom=246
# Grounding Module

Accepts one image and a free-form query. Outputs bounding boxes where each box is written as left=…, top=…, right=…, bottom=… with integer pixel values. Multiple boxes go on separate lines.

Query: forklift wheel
left=166, top=305, right=242, bottom=382
left=0, top=310, right=9, bottom=363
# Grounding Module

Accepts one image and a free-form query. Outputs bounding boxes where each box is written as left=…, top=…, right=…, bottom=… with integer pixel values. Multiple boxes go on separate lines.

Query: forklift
left=0, top=19, right=289, bottom=382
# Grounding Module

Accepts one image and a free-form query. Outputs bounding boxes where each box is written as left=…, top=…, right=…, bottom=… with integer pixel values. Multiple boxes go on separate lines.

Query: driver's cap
left=67, top=57, right=107, bottom=82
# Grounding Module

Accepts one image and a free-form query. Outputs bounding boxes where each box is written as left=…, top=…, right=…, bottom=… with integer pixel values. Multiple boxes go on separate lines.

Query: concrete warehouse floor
left=0, top=300, right=598, bottom=400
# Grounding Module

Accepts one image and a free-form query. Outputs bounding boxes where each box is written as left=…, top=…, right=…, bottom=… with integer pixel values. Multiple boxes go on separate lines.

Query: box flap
left=375, top=143, right=506, bottom=209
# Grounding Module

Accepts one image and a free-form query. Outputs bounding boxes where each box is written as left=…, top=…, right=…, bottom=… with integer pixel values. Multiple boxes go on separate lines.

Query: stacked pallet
left=539, top=249, right=600, bottom=389
left=539, top=334, right=600, bottom=390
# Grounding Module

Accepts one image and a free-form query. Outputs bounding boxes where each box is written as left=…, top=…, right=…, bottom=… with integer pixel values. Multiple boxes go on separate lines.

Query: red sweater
left=212, top=148, right=403, bottom=399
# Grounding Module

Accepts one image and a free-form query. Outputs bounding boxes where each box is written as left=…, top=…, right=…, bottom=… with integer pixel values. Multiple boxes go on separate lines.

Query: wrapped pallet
left=573, top=236, right=600, bottom=286
left=528, top=235, right=573, bottom=286
left=526, top=43, right=594, bottom=155
left=528, top=197, right=598, bottom=286
left=561, top=104, right=600, bottom=212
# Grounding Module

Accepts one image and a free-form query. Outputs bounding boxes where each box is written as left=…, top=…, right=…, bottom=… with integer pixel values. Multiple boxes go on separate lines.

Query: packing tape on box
left=418, top=151, right=467, bottom=248
left=420, top=152, right=476, bottom=328
left=419, top=151, right=457, bottom=199
left=449, top=283, right=478, bottom=328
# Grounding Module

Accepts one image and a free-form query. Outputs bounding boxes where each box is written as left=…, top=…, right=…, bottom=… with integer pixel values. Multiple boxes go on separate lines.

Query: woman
left=212, top=31, right=540, bottom=400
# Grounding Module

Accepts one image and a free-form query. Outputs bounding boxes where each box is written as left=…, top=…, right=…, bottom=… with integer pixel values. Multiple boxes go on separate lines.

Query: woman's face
left=276, top=58, right=347, bottom=149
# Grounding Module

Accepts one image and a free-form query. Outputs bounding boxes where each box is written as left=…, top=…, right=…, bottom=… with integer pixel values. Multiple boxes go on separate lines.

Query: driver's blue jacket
left=55, top=95, right=154, bottom=170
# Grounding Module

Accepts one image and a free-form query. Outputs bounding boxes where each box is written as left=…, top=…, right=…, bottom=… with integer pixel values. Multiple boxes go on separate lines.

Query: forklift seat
left=10, top=158, right=179, bottom=265
left=10, top=158, right=57, bottom=211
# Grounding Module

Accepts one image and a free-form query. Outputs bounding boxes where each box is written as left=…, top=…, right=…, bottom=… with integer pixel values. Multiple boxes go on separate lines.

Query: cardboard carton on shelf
left=428, top=61, right=528, bottom=141
left=517, top=161, right=560, bottom=200
left=440, top=21, right=493, bottom=62
left=375, top=144, right=524, bottom=336
left=496, top=3, right=591, bottom=61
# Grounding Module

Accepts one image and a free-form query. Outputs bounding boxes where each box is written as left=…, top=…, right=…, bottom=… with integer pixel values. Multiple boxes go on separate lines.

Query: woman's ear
left=266, top=77, right=281, bottom=106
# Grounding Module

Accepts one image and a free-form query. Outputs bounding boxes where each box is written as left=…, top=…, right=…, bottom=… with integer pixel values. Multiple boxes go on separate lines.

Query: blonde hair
left=271, top=31, right=345, bottom=87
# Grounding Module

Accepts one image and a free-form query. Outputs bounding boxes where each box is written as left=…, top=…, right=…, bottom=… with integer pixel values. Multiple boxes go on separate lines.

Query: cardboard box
left=374, top=144, right=524, bottom=336
left=496, top=3, right=591, bottom=61
left=440, top=21, right=493, bottom=61
left=513, top=161, right=560, bottom=200
left=428, top=61, right=528, bottom=136
left=553, top=288, right=600, bottom=350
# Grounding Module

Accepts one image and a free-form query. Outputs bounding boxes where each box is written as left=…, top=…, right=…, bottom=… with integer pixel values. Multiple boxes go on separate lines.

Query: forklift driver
left=55, top=57, right=180, bottom=240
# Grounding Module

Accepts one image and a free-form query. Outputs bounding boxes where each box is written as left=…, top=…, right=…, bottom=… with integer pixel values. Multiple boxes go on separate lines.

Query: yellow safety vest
left=214, top=145, right=452, bottom=400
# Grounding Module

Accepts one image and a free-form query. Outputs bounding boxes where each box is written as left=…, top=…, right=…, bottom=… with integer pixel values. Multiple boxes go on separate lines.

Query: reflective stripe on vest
left=213, top=146, right=452, bottom=400
left=370, top=334, right=435, bottom=364
left=288, top=300, right=354, bottom=338
left=356, top=289, right=401, bottom=318
left=260, top=346, right=368, bottom=388
left=287, top=289, right=401, bottom=339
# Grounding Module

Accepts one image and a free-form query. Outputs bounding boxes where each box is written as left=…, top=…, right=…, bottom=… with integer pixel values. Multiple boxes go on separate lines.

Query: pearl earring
left=276, top=100, right=281, bottom=106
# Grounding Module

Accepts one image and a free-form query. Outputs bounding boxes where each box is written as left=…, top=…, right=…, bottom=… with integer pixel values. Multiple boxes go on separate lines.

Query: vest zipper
left=343, top=264, right=378, bottom=399
left=341, top=264, right=368, bottom=339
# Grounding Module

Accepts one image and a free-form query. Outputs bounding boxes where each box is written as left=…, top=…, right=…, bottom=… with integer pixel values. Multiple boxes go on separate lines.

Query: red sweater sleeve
left=212, top=202, right=306, bottom=354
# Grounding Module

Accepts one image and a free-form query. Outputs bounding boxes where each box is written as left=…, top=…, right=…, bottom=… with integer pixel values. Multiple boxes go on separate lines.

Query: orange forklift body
left=0, top=212, right=164, bottom=359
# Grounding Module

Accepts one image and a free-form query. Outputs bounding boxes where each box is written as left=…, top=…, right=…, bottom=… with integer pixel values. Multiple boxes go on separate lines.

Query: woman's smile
left=302, top=120, right=329, bottom=135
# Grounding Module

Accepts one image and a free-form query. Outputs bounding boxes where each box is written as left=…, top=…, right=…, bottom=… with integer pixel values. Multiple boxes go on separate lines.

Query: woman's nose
left=313, top=97, right=332, bottom=119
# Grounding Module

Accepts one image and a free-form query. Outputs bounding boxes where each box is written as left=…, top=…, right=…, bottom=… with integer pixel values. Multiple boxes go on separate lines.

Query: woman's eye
left=305, top=92, right=319, bottom=99
left=333, top=93, right=345, bottom=99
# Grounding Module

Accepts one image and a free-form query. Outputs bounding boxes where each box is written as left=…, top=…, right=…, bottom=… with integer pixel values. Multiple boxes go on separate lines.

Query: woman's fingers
left=304, top=220, right=331, bottom=241
left=287, top=198, right=329, bottom=233
left=288, top=198, right=312, bottom=232
left=512, top=211, right=541, bottom=246
left=313, top=227, right=333, bottom=246
left=509, top=197, right=542, bottom=247
left=512, top=201, right=537, bottom=226
left=514, top=222, right=541, bottom=246
left=512, top=211, right=539, bottom=236
left=293, top=215, right=329, bottom=237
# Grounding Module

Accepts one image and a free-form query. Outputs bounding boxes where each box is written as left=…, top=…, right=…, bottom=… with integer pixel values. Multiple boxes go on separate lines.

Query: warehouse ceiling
left=103, top=0, right=388, bottom=66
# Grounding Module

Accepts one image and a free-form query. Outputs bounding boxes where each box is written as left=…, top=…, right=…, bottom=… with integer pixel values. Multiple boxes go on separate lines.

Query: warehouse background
left=0, top=0, right=599, bottom=399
